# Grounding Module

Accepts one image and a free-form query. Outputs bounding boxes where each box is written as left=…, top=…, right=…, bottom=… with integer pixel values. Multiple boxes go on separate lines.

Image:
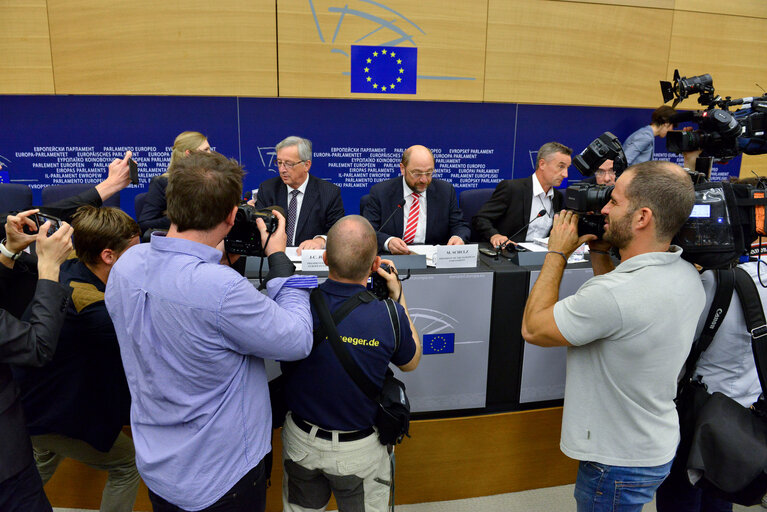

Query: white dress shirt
left=526, top=173, right=554, bottom=241
left=384, top=177, right=427, bottom=251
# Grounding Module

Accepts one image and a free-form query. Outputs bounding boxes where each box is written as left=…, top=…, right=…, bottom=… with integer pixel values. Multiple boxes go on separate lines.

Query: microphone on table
left=376, top=198, right=407, bottom=236
left=499, top=209, right=548, bottom=252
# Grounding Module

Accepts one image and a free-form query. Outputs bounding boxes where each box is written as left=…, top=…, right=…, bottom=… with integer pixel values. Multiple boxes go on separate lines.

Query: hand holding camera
left=548, top=210, right=597, bottom=260
left=35, top=220, right=74, bottom=281
left=256, top=208, right=285, bottom=256
left=4, top=209, right=41, bottom=254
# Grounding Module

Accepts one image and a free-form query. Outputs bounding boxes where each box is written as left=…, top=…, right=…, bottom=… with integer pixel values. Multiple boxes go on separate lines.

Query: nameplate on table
left=301, top=250, right=328, bottom=271
left=433, top=244, right=478, bottom=268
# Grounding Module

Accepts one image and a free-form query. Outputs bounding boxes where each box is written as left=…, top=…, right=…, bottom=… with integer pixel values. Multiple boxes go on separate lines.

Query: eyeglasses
left=407, top=169, right=434, bottom=179
left=595, top=169, right=616, bottom=176
left=276, top=160, right=305, bottom=170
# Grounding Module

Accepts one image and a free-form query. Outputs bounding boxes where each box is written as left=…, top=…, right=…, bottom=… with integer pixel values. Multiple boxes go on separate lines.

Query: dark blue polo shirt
left=283, top=279, right=415, bottom=431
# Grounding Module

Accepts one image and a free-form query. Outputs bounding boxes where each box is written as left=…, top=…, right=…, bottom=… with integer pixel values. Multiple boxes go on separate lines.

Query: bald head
left=623, top=161, right=695, bottom=241
left=401, top=145, right=434, bottom=168
left=326, top=215, right=379, bottom=281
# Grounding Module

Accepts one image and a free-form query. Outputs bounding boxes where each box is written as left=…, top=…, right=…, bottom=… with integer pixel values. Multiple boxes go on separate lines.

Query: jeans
left=574, top=460, right=673, bottom=512
left=149, top=459, right=266, bottom=512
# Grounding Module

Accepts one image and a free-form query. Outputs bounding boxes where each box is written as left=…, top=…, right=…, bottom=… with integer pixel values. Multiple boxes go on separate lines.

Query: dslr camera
left=367, top=262, right=392, bottom=300
left=224, top=203, right=278, bottom=256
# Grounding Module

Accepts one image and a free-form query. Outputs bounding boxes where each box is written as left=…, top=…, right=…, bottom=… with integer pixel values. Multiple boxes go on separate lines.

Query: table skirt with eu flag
left=257, top=252, right=595, bottom=419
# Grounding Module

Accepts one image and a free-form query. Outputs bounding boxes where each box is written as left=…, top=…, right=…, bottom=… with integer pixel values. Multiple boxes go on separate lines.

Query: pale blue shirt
left=623, top=125, right=655, bottom=166
left=105, top=233, right=313, bottom=510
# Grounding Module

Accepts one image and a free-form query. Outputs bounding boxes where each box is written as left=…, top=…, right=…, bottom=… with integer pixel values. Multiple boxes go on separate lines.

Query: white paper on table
left=407, top=245, right=439, bottom=267
left=516, top=242, right=547, bottom=252
left=285, top=247, right=301, bottom=262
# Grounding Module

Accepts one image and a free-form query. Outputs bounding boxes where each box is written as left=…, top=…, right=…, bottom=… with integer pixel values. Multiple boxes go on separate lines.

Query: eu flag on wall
left=0, top=170, right=8, bottom=183
left=350, top=45, right=417, bottom=94
left=422, top=333, right=455, bottom=355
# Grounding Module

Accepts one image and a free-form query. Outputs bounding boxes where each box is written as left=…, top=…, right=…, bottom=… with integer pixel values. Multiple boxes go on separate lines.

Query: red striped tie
left=403, top=193, right=420, bottom=244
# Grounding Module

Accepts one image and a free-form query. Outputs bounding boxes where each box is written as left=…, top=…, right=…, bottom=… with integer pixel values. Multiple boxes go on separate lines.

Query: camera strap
left=679, top=267, right=767, bottom=399
left=679, top=268, right=734, bottom=389
left=310, top=288, right=399, bottom=402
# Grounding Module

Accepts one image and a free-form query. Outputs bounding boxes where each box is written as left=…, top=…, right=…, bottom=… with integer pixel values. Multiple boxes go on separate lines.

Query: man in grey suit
left=255, top=136, right=344, bottom=253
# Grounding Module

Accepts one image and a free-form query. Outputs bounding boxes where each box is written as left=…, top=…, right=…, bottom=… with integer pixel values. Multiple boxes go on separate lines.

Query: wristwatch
left=0, top=239, right=22, bottom=260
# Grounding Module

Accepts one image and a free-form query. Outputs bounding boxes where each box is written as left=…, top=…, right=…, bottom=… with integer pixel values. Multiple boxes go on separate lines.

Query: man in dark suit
left=364, top=145, right=470, bottom=254
left=255, top=136, right=344, bottom=252
left=472, top=142, right=571, bottom=248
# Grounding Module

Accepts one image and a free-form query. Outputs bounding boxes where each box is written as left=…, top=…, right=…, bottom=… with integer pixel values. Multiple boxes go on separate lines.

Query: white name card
left=433, top=244, right=478, bottom=268
left=301, top=250, right=328, bottom=271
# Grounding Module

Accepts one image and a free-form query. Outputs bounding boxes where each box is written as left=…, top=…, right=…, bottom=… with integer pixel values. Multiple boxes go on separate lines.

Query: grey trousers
left=282, top=412, right=392, bottom=512
left=32, top=432, right=140, bottom=512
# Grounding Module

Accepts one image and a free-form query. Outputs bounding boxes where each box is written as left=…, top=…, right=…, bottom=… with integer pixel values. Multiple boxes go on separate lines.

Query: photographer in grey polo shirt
left=521, top=161, right=706, bottom=512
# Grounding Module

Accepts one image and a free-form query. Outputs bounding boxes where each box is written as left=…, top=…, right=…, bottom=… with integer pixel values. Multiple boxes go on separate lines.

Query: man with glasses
left=364, top=145, right=470, bottom=254
left=582, top=159, right=617, bottom=187
left=256, top=136, right=345, bottom=253
left=472, top=142, right=571, bottom=248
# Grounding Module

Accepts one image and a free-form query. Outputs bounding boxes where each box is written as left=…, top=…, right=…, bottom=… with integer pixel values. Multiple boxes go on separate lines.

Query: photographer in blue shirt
left=106, top=151, right=315, bottom=512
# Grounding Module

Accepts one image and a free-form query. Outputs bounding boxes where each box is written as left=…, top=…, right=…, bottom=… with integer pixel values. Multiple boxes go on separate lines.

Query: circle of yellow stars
left=364, top=48, right=405, bottom=92
left=429, top=335, right=448, bottom=352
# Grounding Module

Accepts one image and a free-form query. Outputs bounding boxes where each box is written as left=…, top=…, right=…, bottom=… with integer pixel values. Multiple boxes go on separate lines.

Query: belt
left=291, top=414, right=375, bottom=442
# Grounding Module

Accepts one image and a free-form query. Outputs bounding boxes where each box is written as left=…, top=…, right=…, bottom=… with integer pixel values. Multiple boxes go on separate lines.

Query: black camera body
left=367, top=262, right=392, bottom=300
left=573, top=132, right=627, bottom=178
left=224, top=203, right=278, bottom=256
left=661, top=69, right=767, bottom=162
left=564, top=182, right=612, bottom=238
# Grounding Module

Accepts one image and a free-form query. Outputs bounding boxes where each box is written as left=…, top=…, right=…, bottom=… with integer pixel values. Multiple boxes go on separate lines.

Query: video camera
left=566, top=131, right=767, bottom=268
left=565, top=132, right=628, bottom=237
left=661, top=70, right=767, bottom=161
left=224, top=203, right=279, bottom=256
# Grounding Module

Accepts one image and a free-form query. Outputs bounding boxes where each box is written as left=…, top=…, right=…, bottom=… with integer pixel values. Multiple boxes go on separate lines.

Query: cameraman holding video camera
left=522, top=161, right=706, bottom=511
left=105, top=151, right=315, bottom=512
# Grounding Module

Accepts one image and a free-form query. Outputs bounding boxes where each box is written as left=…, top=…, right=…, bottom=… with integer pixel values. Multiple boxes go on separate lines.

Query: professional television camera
left=567, top=131, right=767, bottom=268
left=565, top=132, right=628, bottom=237
left=224, top=203, right=279, bottom=256
left=661, top=70, right=767, bottom=162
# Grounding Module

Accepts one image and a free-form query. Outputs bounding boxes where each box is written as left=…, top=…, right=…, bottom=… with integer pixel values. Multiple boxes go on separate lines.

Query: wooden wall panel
left=46, top=0, right=277, bottom=96
left=741, top=154, right=767, bottom=177
left=557, top=0, right=673, bottom=8
left=484, top=0, right=674, bottom=107
left=45, top=409, right=575, bottom=510
left=276, top=0, right=487, bottom=101
left=675, top=0, right=767, bottom=19
left=667, top=11, right=767, bottom=107
left=0, top=0, right=55, bottom=94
